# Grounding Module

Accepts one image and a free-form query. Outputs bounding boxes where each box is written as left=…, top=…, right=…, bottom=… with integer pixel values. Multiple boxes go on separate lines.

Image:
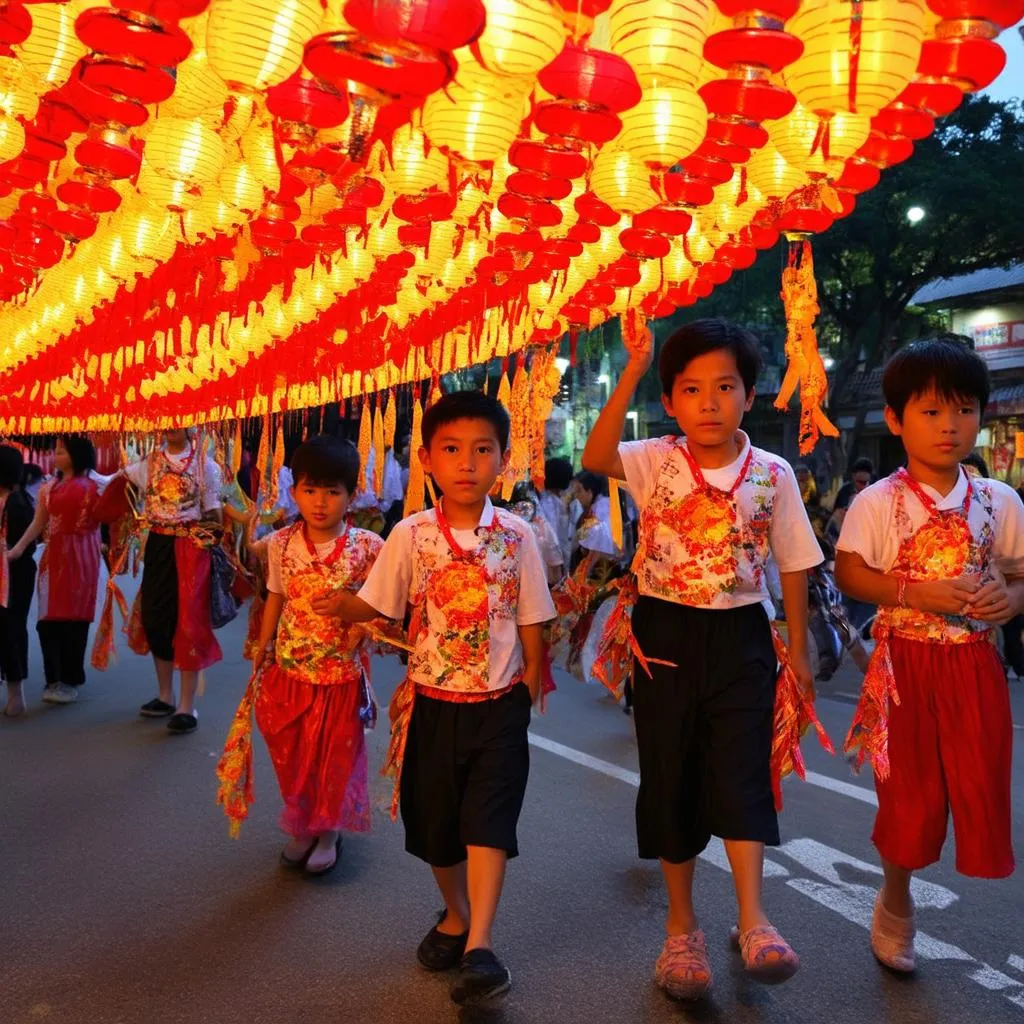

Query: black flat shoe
left=304, top=836, right=342, bottom=877
left=167, top=712, right=198, bottom=733
left=140, top=698, right=175, bottom=718
left=417, top=910, right=469, bottom=972
left=280, top=839, right=317, bottom=869
left=450, top=949, right=511, bottom=1006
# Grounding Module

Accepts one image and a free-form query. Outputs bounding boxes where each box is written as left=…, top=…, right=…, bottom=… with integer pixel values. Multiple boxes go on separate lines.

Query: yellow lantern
left=14, top=0, right=89, bottom=89
left=590, top=149, right=660, bottom=214
left=0, top=66, right=39, bottom=123
left=617, top=87, right=708, bottom=169
left=162, top=46, right=228, bottom=118
left=239, top=118, right=281, bottom=196
left=784, top=0, right=928, bottom=118
left=475, top=0, right=566, bottom=77
left=137, top=164, right=204, bottom=211
left=0, top=113, right=25, bottom=163
left=206, top=0, right=324, bottom=91
left=121, top=210, right=177, bottom=264
left=771, top=103, right=872, bottom=173
left=609, top=0, right=712, bottom=90
left=378, top=124, right=449, bottom=196
left=745, top=143, right=808, bottom=199
left=144, top=117, right=226, bottom=186
left=219, top=161, right=266, bottom=213
left=422, top=73, right=528, bottom=164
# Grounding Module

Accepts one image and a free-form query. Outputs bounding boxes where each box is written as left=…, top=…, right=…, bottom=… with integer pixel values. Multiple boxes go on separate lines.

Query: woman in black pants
left=1, top=446, right=38, bottom=717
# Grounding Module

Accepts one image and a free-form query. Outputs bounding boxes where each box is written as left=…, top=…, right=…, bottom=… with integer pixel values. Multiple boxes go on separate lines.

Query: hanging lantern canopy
left=591, top=148, right=660, bottom=214
left=14, top=0, right=89, bottom=90
left=617, top=87, right=709, bottom=169
left=144, top=117, right=226, bottom=187
left=770, top=104, right=872, bottom=174
left=609, top=0, right=713, bottom=90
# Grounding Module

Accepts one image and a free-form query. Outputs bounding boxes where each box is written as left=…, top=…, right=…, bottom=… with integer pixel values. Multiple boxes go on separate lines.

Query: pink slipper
left=729, top=925, right=800, bottom=984
left=654, top=929, right=712, bottom=1001
left=871, top=893, right=916, bottom=973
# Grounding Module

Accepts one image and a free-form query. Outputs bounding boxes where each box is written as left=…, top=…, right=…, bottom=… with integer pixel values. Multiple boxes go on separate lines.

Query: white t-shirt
left=538, top=491, right=573, bottom=568
left=837, top=469, right=1024, bottom=578
left=577, top=494, right=622, bottom=558
left=618, top=432, right=822, bottom=613
left=358, top=498, right=556, bottom=694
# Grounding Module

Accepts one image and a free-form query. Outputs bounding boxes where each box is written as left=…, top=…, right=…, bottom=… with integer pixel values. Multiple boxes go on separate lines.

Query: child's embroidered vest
left=273, top=523, right=377, bottom=687
left=844, top=469, right=997, bottom=777
left=144, top=444, right=204, bottom=525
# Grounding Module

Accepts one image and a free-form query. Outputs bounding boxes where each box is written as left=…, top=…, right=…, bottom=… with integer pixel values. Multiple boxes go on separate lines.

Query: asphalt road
left=3, top=576, right=1023, bottom=1024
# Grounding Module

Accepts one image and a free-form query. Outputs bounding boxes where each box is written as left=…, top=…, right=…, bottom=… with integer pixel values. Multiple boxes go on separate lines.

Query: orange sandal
left=655, top=929, right=712, bottom=1001
left=729, top=925, right=800, bottom=984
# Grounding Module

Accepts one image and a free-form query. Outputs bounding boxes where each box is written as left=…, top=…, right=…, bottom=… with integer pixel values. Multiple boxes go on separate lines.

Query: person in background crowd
left=8, top=436, right=109, bottom=706
left=796, top=464, right=830, bottom=542
left=571, top=471, right=624, bottom=569
left=538, top=457, right=576, bottom=570
left=1, top=445, right=37, bottom=717
left=831, top=458, right=875, bottom=525
left=506, top=483, right=564, bottom=586
left=22, top=463, right=43, bottom=505
left=124, top=428, right=224, bottom=734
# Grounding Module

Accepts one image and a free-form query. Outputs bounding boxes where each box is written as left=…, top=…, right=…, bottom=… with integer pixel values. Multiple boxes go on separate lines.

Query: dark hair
left=22, top=463, right=42, bottom=485
left=0, top=444, right=24, bottom=490
left=882, top=337, right=990, bottom=420
left=575, top=471, right=608, bottom=498
left=659, top=317, right=762, bottom=397
left=961, top=452, right=989, bottom=478
left=421, top=390, right=511, bottom=452
left=290, top=434, right=359, bottom=495
left=59, top=434, right=96, bottom=475
left=544, top=457, right=573, bottom=492
left=851, top=457, right=874, bottom=476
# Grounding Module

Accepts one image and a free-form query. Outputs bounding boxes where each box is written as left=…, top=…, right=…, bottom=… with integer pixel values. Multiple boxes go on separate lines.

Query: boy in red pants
left=836, top=337, right=1024, bottom=973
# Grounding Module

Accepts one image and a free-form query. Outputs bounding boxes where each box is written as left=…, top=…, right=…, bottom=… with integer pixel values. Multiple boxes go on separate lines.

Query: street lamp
left=906, top=205, right=925, bottom=225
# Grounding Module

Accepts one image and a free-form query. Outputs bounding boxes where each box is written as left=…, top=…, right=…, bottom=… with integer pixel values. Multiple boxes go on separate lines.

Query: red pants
left=255, top=666, right=370, bottom=839
left=873, top=636, right=1014, bottom=879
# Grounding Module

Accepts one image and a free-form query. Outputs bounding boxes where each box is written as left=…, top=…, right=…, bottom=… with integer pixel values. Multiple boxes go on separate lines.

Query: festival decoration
left=0, top=0, right=1019, bottom=455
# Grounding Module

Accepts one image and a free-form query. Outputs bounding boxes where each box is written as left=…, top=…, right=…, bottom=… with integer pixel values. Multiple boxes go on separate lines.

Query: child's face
left=420, top=417, right=508, bottom=508
left=661, top=348, right=754, bottom=449
left=291, top=477, right=351, bottom=532
left=164, top=429, right=189, bottom=448
left=885, top=389, right=981, bottom=473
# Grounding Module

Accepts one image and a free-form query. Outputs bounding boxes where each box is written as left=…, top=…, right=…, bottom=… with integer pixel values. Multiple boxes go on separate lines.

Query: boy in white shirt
left=322, top=390, right=555, bottom=1008
left=583, top=313, right=822, bottom=1000
left=835, top=337, right=1024, bottom=974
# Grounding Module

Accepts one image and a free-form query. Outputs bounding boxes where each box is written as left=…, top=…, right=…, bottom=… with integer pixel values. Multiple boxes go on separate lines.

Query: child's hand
left=311, top=588, right=350, bottom=619
left=788, top=644, right=815, bottom=700
left=252, top=644, right=273, bottom=674
left=908, top=577, right=981, bottom=615
left=963, top=579, right=1015, bottom=624
left=523, top=664, right=543, bottom=708
left=622, top=309, right=654, bottom=374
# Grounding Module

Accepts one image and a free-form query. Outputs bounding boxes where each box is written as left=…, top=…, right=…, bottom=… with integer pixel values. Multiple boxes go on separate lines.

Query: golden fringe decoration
left=404, top=385, right=426, bottom=518
left=256, top=412, right=271, bottom=514
left=608, top=477, right=624, bottom=553
left=372, top=392, right=385, bottom=496
left=529, top=346, right=562, bottom=491
left=269, top=415, right=284, bottom=510
left=384, top=386, right=397, bottom=453
left=502, top=358, right=531, bottom=501
left=357, top=396, right=372, bottom=494
left=230, top=419, right=242, bottom=480
left=775, top=237, right=839, bottom=455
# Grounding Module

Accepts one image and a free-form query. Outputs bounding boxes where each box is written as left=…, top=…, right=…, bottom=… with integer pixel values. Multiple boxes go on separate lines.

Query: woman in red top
left=9, top=436, right=104, bottom=706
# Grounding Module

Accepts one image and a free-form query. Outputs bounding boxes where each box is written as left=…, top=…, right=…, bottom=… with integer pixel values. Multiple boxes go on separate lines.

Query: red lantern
left=855, top=132, right=915, bottom=169
left=509, top=141, right=588, bottom=180
left=575, top=191, right=619, bottom=227
left=634, top=206, right=692, bottom=236
left=0, top=3, right=31, bottom=54
left=619, top=227, right=671, bottom=260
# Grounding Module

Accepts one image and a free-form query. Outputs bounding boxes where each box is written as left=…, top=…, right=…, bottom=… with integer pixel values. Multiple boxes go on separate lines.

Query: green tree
left=813, top=94, right=1024, bottom=400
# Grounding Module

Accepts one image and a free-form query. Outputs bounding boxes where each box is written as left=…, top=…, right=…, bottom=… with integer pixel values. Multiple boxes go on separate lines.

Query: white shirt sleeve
left=516, top=526, right=557, bottom=625
left=88, top=469, right=114, bottom=496
left=266, top=535, right=285, bottom=595
left=201, top=458, right=223, bottom=512
left=357, top=519, right=413, bottom=619
left=618, top=438, right=670, bottom=510
left=836, top=486, right=887, bottom=570
left=124, top=457, right=148, bottom=491
left=768, top=463, right=824, bottom=573
left=992, top=481, right=1024, bottom=578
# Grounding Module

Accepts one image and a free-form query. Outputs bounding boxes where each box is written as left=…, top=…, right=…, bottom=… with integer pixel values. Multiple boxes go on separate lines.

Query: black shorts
left=400, top=683, right=532, bottom=868
left=631, top=596, right=779, bottom=863
left=141, top=531, right=177, bottom=662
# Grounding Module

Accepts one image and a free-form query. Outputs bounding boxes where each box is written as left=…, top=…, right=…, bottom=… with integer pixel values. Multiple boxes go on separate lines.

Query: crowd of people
left=1, top=319, right=1021, bottom=1010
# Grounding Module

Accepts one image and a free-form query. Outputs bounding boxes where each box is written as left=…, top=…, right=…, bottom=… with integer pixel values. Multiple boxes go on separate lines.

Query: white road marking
left=528, top=729, right=1024, bottom=1017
